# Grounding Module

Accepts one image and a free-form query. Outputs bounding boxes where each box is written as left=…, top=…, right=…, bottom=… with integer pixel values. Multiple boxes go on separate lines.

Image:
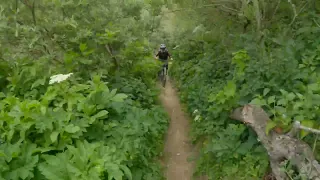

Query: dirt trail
left=159, top=78, right=199, bottom=180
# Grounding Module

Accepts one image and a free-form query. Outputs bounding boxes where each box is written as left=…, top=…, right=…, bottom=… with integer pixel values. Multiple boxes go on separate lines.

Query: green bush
left=0, top=0, right=170, bottom=179
left=0, top=75, right=168, bottom=179
left=170, top=1, right=320, bottom=179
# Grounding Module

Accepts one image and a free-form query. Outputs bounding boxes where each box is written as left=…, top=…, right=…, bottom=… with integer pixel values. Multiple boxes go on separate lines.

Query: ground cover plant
left=169, top=0, right=320, bottom=179
left=0, top=0, right=169, bottom=179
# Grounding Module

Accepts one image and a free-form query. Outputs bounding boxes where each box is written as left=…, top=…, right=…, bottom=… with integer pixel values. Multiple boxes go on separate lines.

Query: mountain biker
left=154, top=44, right=172, bottom=75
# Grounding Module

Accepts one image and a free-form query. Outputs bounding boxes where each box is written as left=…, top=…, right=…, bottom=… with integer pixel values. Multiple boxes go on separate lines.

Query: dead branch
left=230, top=105, right=320, bottom=180
left=270, top=0, right=281, bottom=22
left=31, top=0, right=36, bottom=25
left=313, top=18, right=320, bottom=28
left=288, top=0, right=308, bottom=26
left=20, top=0, right=36, bottom=25
left=16, top=0, right=19, bottom=11
left=105, top=44, right=119, bottom=70
left=293, top=121, right=320, bottom=135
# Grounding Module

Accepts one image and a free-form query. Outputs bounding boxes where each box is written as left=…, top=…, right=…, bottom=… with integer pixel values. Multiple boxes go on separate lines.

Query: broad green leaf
left=92, top=110, right=108, bottom=119
left=92, top=75, right=101, bottom=85
left=300, top=120, right=315, bottom=138
left=40, top=106, right=46, bottom=115
left=286, top=93, right=296, bottom=101
left=265, top=121, right=276, bottom=135
left=106, top=163, right=124, bottom=180
left=295, top=115, right=304, bottom=122
left=38, top=162, right=65, bottom=180
left=250, top=98, right=267, bottom=106
left=293, top=102, right=303, bottom=110
left=83, top=49, right=94, bottom=56
left=110, top=89, right=117, bottom=97
left=66, top=163, right=82, bottom=177
left=277, top=98, right=287, bottom=105
left=0, top=92, right=5, bottom=98
left=65, top=124, right=81, bottom=133
left=308, top=83, right=319, bottom=91
left=208, top=93, right=216, bottom=102
left=79, top=58, right=93, bottom=65
left=296, top=93, right=304, bottom=100
left=224, top=81, right=236, bottom=97
left=112, top=93, right=128, bottom=102
left=31, top=78, right=46, bottom=89
left=274, top=106, right=286, bottom=115
left=263, top=88, right=270, bottom=96
left=267, top=96, right=275, bottom=104
left=120, top=165, right=132, bottom=180
left=0, top=151, right=6, bottom=157
left=50, top=131, right=59, bottom=143
left=80, top=43, right=87, bottom=52
left=279, top=89, right=288, bottom=95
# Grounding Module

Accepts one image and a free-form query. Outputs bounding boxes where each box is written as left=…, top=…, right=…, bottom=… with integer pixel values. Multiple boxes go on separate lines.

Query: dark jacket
left=156, top=49, right=171, bottom=60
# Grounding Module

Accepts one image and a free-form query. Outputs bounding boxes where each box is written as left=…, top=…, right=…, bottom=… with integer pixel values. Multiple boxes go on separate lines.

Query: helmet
left=160, top=44, right=166, bottom=49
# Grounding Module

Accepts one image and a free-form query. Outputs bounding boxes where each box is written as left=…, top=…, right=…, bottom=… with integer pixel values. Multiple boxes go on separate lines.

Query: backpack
left=158, top=49, right=169, bottom=60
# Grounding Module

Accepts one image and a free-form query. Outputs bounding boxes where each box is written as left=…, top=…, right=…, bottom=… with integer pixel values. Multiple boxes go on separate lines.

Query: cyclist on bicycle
left=155, top=44, right=172, bottom=75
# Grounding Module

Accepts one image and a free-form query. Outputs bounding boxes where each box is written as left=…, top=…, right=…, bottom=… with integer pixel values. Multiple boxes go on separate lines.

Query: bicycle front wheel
left=162, top=68, right=166, bottom=87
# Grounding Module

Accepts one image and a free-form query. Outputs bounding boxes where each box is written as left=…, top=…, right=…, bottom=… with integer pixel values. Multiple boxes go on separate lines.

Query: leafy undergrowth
left=0, top=0, right=169, bottom=179
left=0, top=74, right=168, bottom=180
left=170, top=54, right=270, bottom=179
left=169, top=1, right=320, bottom=179
left=0, top=60, right=169, bottom=180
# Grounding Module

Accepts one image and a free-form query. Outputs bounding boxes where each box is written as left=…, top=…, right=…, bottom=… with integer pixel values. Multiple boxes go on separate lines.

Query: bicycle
left=159, top=63, right=167, bottom=87
left=155, top=57, right=172, bottom=87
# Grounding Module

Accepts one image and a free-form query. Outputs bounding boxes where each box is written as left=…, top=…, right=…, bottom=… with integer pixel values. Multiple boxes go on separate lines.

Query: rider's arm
left=168, top=52, right=173, bottom=60
left=155, top=51, right=159, bottom=58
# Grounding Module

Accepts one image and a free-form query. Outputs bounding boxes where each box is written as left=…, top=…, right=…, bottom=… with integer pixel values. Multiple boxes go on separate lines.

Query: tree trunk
left=230, top=105, right=320, bottom=180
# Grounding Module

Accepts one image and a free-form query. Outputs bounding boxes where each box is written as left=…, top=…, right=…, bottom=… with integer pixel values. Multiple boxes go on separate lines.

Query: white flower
left=49, top=73, right=73, bottom=85
left=193, top=109, right=199, bottom=114
left=194, top=115, right=201, bottom=122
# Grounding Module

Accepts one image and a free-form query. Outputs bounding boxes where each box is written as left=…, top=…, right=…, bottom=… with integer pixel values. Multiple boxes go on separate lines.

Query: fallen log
left=230, top=105, right=320, bottom=180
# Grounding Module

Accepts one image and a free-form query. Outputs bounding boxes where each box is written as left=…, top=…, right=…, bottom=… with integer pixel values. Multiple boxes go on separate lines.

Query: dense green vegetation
left=0, top=0, right=169, bottom=179
left=1, top=0, right=320, bottom=179
left=169, top=0, right=320, bottom=179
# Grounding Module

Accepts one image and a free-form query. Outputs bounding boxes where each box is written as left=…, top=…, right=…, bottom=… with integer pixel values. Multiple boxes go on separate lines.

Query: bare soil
left=159, top=78, right=207, bottom=180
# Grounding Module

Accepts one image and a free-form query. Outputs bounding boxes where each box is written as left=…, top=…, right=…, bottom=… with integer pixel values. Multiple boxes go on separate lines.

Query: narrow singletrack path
left=159, top=78, right=198, bottom=180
